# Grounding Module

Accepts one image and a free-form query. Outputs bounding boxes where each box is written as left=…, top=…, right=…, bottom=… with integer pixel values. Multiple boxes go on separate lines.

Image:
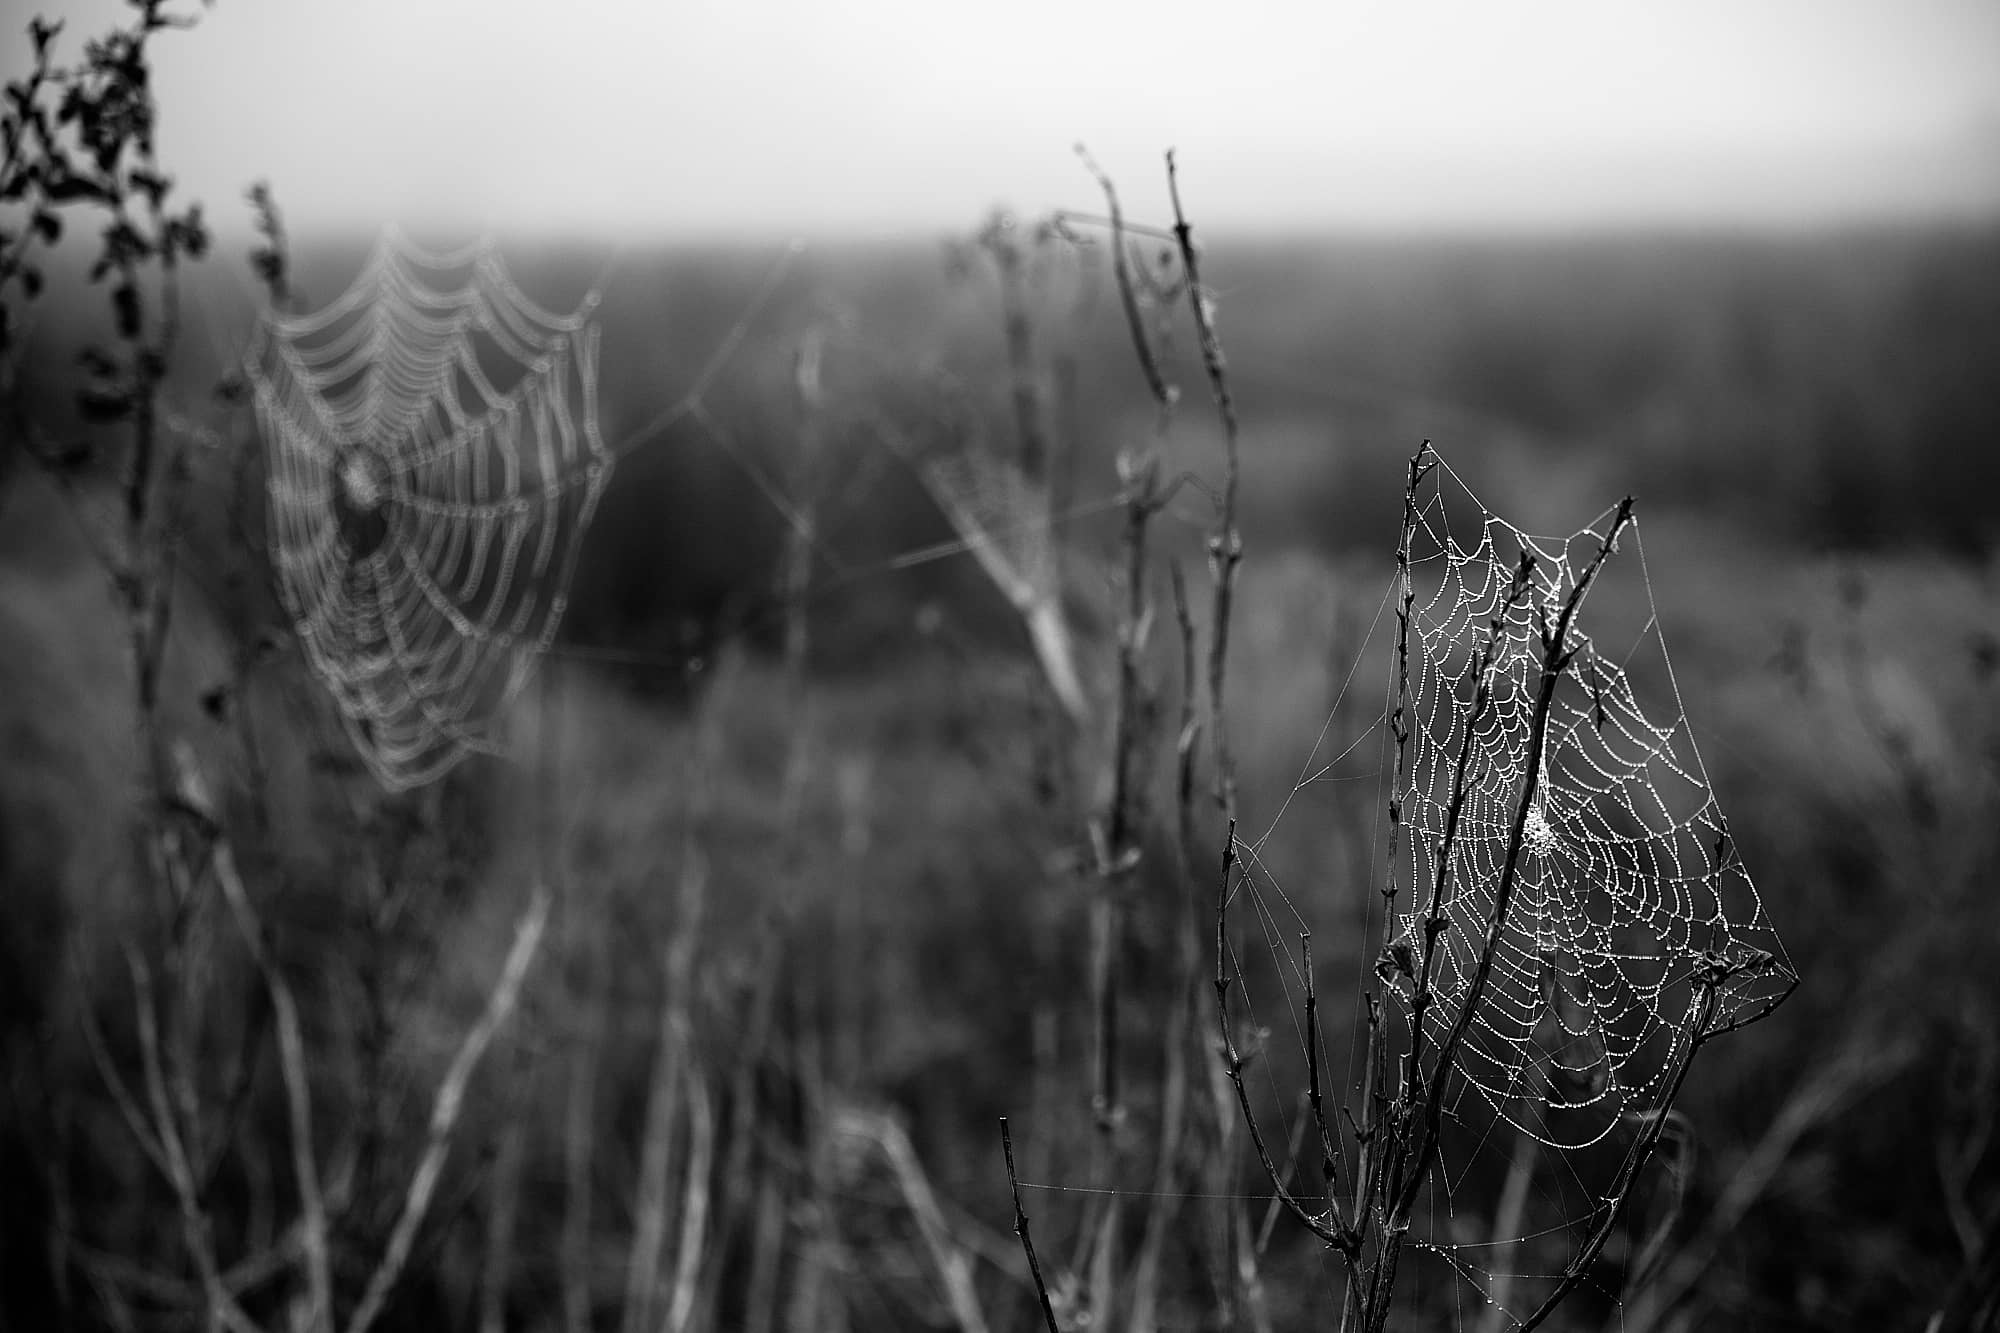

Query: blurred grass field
left=4, top=224, right=1997, bottom=1330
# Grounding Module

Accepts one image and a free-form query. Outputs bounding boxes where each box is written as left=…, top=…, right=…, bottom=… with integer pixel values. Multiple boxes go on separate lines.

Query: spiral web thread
left=1230, top=452, right=1794, bottom=1326
left=245, top=228, right=611, bottom=791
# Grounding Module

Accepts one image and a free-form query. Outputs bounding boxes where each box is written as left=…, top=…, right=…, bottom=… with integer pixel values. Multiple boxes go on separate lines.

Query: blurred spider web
left=1227, top=449, right=1795, bottom=1327
left=246, top=228, right=612, bottom=790
left=903, top=432, right=1088, bottom=723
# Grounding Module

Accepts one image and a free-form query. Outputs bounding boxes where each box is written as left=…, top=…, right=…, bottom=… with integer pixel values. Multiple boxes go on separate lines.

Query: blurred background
left=3, top=2, right=1998, bottom=1330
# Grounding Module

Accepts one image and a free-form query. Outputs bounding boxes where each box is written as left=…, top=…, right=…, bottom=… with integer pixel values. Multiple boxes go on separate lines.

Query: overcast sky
left=75, top=0, right=2000, bottom=237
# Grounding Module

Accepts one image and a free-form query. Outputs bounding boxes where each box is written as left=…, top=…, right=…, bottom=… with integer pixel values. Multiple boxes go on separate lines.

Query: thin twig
left=211, top=833, right=334, bottom=1333
left=1353, top=443, right=1433, bottom=1242
left=841, top=1106, right=992, bottom=1333
left=126, top=950, right=261, bottom=1333
left=1075, top=146, right=1173, bottom=408
left=344, top=885, right=551, bottom=1333
left=663, top=1071, right=716, bottom=1333
left=479, top=1113, right=526, bottom=1333
left=1002, top=1118, right=1064, bottom=1333
left=1166, top=149, right=1245, bottom=819
left=623, top=673, right=725, bottom=1333
left=73, top=961, right=171, bottom=1181
left=1300, top=934, right=1344, bottom=1204
left=1213, top=823, right=1357, bottom=1256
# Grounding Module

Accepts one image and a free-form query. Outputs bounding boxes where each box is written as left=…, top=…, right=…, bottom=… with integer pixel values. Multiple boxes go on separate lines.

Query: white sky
left=57, top=0, right=2000, bottom=236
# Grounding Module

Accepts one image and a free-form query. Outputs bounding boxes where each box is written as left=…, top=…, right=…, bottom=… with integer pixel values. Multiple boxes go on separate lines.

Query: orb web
left=1228, top=451, right=1794, bottom=1327
left=1386, top=461, right=1791, bottom=1152
left=245, top=229, right=612, bottom=790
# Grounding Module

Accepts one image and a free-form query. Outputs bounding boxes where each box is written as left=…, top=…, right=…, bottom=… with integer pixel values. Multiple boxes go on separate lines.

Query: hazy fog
left=63, top=0, right=2000, bottom=237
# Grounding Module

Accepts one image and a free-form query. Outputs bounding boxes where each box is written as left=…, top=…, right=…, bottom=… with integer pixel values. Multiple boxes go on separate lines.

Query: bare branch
left=1165, top=150, right=1245, bottom=818
left=1075, top=145, right=1173, bottom=409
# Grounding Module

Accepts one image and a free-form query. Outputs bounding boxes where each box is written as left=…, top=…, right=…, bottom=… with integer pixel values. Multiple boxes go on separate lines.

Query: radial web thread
left=245, top=229, right=611, bottom=790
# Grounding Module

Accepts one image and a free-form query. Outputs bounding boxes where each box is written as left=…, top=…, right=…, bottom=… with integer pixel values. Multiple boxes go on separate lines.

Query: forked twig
left=126, top=950, right=260, bottom=1333
left=1075, top=145, right=1173, bottom=409
left=1213, top=822, right=1359, bottom=1257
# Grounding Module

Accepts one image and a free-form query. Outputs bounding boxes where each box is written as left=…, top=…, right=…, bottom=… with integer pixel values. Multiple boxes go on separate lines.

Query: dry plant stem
left=222, top=420, right=272, bottom=835
left=664, top=1072, right=717, bottom=1333
left=1622, top=1026, right=1920, bottom=1333
left=1212, top=821, right=1359, bottom=1257
left=1627, top=1112, right=1693, bottom=1290
left=1102, top=470, right=1159, bottom=869
left=561, top=928, right=602, bottom=1333
left=344, top=884, right=551, bottom=1333
left=480, top=1115, right=526, bottom=1333
left=781, top=327, right=824, bottom=829
left=1352, top=445, right=1433, bottom=1239
left=1122, top=562, right=1205, bottom=1333
left=1512, top=982, right=1721, bottom=1332
left=841, top=1108, right=992, bottom=1333
left=690, top=320, right=827, bottom=1333
left=1165, top=150, right=1245, bottom=818
left=1300, top=935, right=1344, bottom=1205
left=1002, top=1118, right=1064, bottom=1333
left=1171, top=562, right=1201, bottom=867
left=1049, top=272, right=1086, bottom=600
left=743, top=1174, right=786, bottom=1333
left=127, top=951, right=261, bottom=1333
left=1164, top=155, right=1282, bottom=1322
left=1076, top=146, right=1172, bottom=407
left=1253, top=1092, right=1316, bottom=1254
left=210, top=834, right=333, bottom=1333
left=690, top=337, right=824, bottom=1325
left=622, top=697, right=722, bottom=1333
left=983, top=215, right=1054, bottom=486
left=785, top=1013, right=838, bottom=1333
left=1072, top=154, right=1195, bottom=1322
left=74, top=973, right=171, bottom=1181
left=1092, top=464, right=1165, bottom=1133
left=1232, top=1208, right=1278, bottom=1333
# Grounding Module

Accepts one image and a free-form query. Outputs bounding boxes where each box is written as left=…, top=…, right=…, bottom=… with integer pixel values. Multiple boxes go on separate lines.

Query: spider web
left=902, top=430, right=1088, bottom=722
left=1385, top=462, right=1792, bottom=1148
left=245, top=228, right=611, bottom=791
left=1230, top=450, right=1794, bottom=1327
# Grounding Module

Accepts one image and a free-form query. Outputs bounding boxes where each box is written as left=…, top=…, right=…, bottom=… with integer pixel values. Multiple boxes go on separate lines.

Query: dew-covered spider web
left=1220, top=448, right=1795, bottom=1328
left=245, top=228, right=611, bottom=790
left=903, top=429, right=1088, bottom=722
